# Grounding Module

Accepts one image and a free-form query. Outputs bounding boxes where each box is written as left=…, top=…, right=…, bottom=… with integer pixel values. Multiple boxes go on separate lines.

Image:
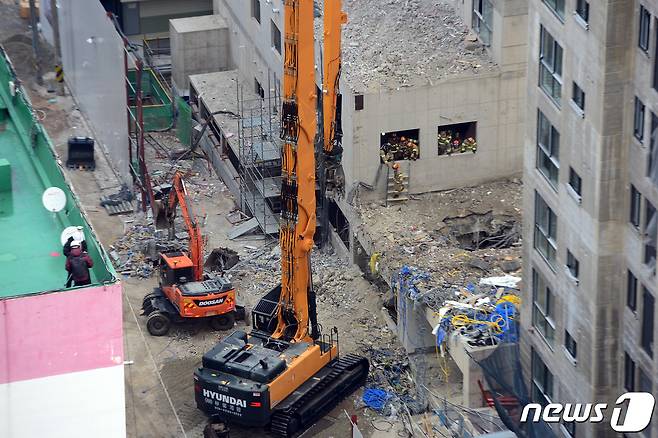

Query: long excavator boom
left=322, top=0, right=347, bottom=156
left=274, top=0, right=319, bottom=343
left=167, top=171, right=204, bottom=282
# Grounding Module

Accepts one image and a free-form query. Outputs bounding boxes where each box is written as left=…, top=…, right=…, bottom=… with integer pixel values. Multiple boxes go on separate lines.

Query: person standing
left=65, top=240, right=93, bottom=287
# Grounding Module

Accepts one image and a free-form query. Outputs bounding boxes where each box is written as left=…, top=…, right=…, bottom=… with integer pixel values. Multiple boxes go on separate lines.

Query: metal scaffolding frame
left=237, top=71, right=282, bottom=235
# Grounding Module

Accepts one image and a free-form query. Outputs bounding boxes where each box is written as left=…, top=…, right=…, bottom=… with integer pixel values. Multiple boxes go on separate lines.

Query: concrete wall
left=519, top=0, right=658, bottom=436
left=170, top=15, right=230, bottom=92
left=341, top=70, right=526, bottom=196
left=213, top=0, right=284, bottom=97
left=57, top=0, right=130, bottom=182
left=621, top=2, right=658, bottom=437
left=0, top=283, right=125, bottom=438
left=453, top=0, right=528, bottom=72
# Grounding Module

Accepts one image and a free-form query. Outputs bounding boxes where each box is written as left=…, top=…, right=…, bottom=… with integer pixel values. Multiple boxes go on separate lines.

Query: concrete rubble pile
left=358, top=179, right=523, bottom=298
left=109, top=221, right=185, bottom=278
left=340, top=0, right=497, bottom=91
left=230, top=244, right=358, bottom=303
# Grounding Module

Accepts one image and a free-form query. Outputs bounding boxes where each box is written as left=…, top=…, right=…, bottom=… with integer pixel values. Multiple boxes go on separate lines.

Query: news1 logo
left=520, top=393, right=656, bottom=433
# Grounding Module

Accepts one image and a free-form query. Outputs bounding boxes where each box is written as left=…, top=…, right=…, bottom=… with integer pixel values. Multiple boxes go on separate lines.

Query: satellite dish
left=60, top=226, right=85, bottom=246
left=42, top=187, right=67, bottom=212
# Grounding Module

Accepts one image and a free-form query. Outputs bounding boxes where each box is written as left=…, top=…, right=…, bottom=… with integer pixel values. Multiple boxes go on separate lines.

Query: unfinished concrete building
left=520, top=0, right=658, bottom=436
left=190, top=0, right=528, bottom=250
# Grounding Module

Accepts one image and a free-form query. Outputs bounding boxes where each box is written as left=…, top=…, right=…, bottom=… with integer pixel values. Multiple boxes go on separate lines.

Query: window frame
left=536, top=110, right=560, bottom=188
left=566, top=250, right=580, bottom=281
left=354, top=94, right=364, bottom=111
left=251, top=0, right=261, bottom=24
left=630, top=185, right=642, bottom=228
left=564, top=329, right=577, bottom=361
left=650, top=112, right=658, bottom=178
left=624, top=352, right=636, bottom=391
left=534, top=192, right=558, bottom=268
left=568, top=167, right=582, bottom=201
left=571, top=82, right=585, bottom=113
left=634, top=97, right=645, bottom=142
left=641, top=287, right=654, bottom=358
left=539, top=27, right=563, bottom=106
left=575, top=0, right=589, bottom=25
left=542, top=0, right=565, bottom=21
left=271, top=20, right=282, bottom=54
left=472, top=0, right=493, bottom=46
left=531, top=349, right=554, bottom=405
left=639, top=5, right=651, bottom=52
left=627, top=269, right=638, bottom=311
left=644, top=200, right=656, bottom=269
left=533, top=269, right=556, bottom=345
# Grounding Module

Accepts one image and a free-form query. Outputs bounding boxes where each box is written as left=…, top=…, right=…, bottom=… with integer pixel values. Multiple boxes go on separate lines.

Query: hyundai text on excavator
left=142, top=171, right=244, bottom=336
left=193, top=1, right=368, bottom=436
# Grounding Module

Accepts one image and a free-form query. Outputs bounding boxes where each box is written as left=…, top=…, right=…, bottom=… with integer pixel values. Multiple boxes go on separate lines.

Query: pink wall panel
left=0, top=283, right=123, bottom=384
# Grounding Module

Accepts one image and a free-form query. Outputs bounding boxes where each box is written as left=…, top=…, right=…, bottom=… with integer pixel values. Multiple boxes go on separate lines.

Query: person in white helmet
left=63, top=226, right=87, bottom=257
left=65, top=240, right=93, bottom=287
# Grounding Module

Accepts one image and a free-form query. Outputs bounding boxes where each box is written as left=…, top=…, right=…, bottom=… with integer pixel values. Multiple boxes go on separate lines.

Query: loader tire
left=209, top=312, right=235, bottom=331
left=147, top=312, right=171, bottom=336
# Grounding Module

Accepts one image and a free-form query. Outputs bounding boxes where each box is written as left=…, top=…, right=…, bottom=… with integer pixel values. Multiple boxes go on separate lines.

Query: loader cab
left=160, top=252, right=195, bottom=287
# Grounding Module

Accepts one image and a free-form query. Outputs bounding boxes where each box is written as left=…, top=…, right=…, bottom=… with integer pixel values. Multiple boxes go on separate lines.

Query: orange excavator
left=142, top=171, right=243, bottom=336
left=194, top=1, right=368, bottom=436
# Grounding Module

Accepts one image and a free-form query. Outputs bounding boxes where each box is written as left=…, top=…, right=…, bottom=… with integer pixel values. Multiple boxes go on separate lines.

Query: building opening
left=380, top=128, right=420, bottom=162
left=327, top=199, right=350, bottom=249
left=437, top=121, right=477, bottom=155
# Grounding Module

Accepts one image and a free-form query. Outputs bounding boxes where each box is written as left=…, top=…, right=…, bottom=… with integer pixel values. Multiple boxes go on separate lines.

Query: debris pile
left=356, top=179, right=523, bottom=295
left=431, top=276, right=521, bottom=348
left=362, top=345, right=426, bottom=416
left=339, top=0, right=497, bottom=91
left=230, top=244, right=359, bottom=305
left=109, top=221, right=184, bottom=278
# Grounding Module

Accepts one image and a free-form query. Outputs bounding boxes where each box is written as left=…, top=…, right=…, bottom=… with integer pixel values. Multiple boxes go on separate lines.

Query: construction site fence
left=176, top=97, right=191, bottom=146
left=127, top=69, right=173, bottom=131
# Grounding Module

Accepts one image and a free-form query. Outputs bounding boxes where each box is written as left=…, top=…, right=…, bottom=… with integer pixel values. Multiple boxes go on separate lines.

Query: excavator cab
left=159, top=251, right=196, bottom=287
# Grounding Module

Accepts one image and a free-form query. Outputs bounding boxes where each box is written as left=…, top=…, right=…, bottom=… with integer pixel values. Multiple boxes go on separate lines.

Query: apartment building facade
left=520, top=0, right=658, bottom=436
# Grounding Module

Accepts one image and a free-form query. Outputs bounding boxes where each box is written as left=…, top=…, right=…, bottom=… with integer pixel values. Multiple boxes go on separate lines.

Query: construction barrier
left=176, top=96, right=191, bottom=146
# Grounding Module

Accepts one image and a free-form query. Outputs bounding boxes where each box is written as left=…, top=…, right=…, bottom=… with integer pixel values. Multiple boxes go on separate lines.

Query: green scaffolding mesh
left=176, top=97, right=192, bottom=146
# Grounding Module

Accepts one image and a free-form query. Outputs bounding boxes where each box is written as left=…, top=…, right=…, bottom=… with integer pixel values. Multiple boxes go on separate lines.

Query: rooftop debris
left=339, top=0, right=497, bottom=91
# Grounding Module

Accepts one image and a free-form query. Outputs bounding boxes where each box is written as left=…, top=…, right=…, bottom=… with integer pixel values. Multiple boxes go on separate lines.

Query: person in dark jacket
left=65, top=241, right=94, bottom=287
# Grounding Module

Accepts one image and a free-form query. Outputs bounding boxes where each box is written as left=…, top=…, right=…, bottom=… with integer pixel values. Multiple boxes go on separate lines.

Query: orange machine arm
left=322, top=0, right=347, bottom=155
left=168, top=171, right=204, bottom=282
left=275, top=0, right=318, bottom=343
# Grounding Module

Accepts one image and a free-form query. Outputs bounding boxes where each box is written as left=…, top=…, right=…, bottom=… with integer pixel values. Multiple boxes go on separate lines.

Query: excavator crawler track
left=269, top=354, right=369, bottom=438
